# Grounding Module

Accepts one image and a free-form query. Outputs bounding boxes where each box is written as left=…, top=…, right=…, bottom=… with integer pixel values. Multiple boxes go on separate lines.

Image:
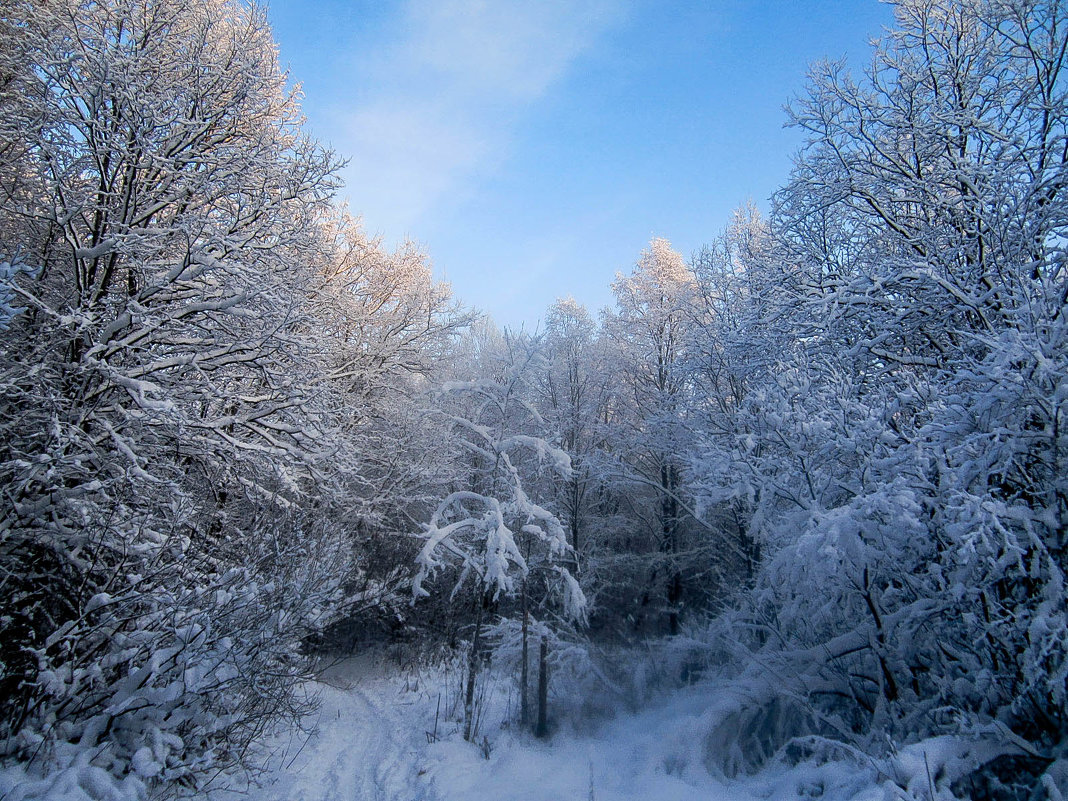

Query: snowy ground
left=0, top=651, right=1033, bottom=800
left=205, top=654, right=882, bottom=801
left=0, top=651, right=900, bottom=801
left=229, top=655, right=436, bottom=801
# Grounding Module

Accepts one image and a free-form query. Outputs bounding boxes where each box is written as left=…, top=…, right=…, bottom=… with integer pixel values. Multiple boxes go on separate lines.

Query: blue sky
left=266, top=0, right=894, bottom=329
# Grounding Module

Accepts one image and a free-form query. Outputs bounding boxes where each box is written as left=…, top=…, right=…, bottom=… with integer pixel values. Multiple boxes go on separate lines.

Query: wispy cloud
left=330, top=0, right=624, bottom=239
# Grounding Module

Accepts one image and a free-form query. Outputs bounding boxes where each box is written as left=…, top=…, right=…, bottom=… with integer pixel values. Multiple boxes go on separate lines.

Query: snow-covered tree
left=0, top=0, right=348, bottom=786
left=689, top=0, right=1068, bottom=772
left=296, top=211, right=475, bottom=646
left=530, top=298, right=625, bottom=597
left=602, top=238, right=703, bottom=634
left=687, top=205, right=788, bottom=581
left=412, top=334, right=585, bottom=739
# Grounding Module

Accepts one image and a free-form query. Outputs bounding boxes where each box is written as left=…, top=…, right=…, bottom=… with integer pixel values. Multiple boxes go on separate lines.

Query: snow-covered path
left=346, top=685, right=437, bottom=801
left=213, top=657, right=437, bottom=801
left=211, top=656, right=874, bottom=801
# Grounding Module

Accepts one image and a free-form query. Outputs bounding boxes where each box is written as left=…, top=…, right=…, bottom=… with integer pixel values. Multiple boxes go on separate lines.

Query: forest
left=0, top=0, right=1066, bottom=799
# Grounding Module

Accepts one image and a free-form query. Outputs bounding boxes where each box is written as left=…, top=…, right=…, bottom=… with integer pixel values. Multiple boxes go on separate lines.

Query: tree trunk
left=535, top=636, right=549, bottom=738
left=570, top=476, right=581, bottom=558
left=662, top=462, right=681, bottom=635
left=463, top=594, right=485, bottom=742
left=520, top=582, right=529, bottom=727
left=667, top=569, right=682, bottom=636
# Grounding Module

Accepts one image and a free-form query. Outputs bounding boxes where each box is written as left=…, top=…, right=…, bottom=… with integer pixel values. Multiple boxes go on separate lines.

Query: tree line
left=0, top=0, right=1065, bottom=796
